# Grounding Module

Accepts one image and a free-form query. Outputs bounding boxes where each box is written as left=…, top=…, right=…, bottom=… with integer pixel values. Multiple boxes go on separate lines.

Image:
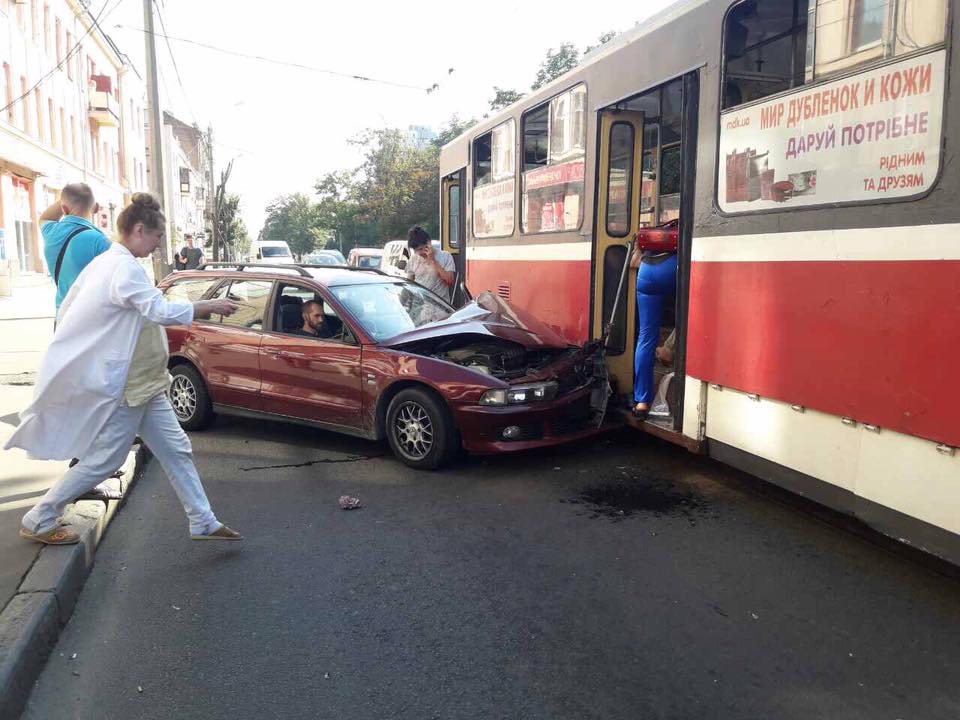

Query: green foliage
left=217, top=193, right=250, bottom=259
left=432, top=114, right=478, bottom=148
left=531, top=42, right=580, bottom=91
left=585, top=31, right=617, bottom=54
left=262, top=193, right=321, bottom=260
left=489, top=87, right=523, bottom=111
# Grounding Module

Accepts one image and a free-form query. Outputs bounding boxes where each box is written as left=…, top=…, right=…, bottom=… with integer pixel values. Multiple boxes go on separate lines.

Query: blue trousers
left=634, top=254, right=678, bottom=404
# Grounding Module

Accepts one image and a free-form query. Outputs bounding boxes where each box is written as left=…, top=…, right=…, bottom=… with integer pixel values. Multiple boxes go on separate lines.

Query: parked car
left=348, top=247, right=383, bottom=269
left=303, top=250, right=347, bottom=266
left=381, top=239, right=440, bottom=278
left=250, top=239, right=295, bottom=264
left=159, top=265, right=607, bottom=469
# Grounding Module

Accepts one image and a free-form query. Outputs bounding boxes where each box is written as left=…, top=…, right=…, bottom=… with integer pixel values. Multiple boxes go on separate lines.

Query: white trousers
left=22, top=393, right=219, bottom=536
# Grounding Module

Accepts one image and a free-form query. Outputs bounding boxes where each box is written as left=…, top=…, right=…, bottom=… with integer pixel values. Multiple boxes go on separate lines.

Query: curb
left=0, top=444, right=149, bottom=720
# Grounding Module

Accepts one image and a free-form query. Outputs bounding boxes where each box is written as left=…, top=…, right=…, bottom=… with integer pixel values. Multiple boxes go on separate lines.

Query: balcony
left=88, top=90, right=120, bottom=127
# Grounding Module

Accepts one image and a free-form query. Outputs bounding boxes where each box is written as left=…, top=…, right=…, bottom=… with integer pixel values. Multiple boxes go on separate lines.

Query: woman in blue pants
left=634, top=252, right=677, bottom=415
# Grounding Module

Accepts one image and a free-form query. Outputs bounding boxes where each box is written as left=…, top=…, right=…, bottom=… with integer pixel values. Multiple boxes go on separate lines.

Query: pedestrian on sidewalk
left=5, top=193, right=243, bottom=545
left=40, top=183, right=110, bottom=313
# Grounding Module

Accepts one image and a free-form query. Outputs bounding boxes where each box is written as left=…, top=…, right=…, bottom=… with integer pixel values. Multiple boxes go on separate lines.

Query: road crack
left=239, top=454, right=384, bottom=471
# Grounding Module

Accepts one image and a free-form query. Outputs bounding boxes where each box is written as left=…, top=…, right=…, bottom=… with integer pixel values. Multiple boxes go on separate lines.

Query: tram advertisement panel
left=718, top=49, right=945, bottom=213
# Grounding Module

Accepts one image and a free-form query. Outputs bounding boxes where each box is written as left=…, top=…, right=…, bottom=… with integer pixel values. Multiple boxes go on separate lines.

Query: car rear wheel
left=386, top=388, right=457, bottom=470
left=168, top=364, right=215, bottom=431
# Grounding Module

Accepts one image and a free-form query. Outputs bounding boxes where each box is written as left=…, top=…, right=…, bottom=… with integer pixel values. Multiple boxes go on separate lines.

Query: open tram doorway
left=440, top=168, right=468, bottom=307
left=592, top=72, right=698, bottom=440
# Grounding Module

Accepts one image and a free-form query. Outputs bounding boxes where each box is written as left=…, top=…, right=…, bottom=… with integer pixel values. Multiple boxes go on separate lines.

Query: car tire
left=168, top=364, right=215, bottom=431
left=385, top=387, right=457, bottom=470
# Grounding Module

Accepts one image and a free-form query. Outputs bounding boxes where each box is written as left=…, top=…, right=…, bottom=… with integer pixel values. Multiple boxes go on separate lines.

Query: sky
left=107, top=0, right=678, bottom=235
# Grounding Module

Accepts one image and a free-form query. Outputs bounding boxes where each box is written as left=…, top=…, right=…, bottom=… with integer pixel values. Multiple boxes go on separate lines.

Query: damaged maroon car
left=159, top=264, right=609, bottom=469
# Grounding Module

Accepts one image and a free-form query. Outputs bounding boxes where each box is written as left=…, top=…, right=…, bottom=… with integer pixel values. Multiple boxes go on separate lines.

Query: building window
left=30, top=0, right=38, bottom=43
left=20, top=77, right=28, bottom=132
left=180, top=167, right=191, bottom=194
left=2, top=64, right=11, bottom=123
left=59, top=107, right=66, bottom=154
left=54, top=17, right=61, bottom=64
left=472, top=118, right=516, bottom=238
left=47, top=97, right=55, bottom=148
left=520, top=84, right=587, bottom=234
left=43, top=4, right=49, bottom=53
left=70, top=116, right=77, bottom=160
left=34, top=90, right=43, bottom=140
left=65, top=32, right=73, bottom=79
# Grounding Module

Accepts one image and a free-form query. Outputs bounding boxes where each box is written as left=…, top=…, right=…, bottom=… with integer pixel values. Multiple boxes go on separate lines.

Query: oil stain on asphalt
left=563, top=474, right=709, bottom=524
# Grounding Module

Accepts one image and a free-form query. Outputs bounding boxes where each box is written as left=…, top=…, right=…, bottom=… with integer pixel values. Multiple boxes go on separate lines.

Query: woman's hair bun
left=131, top=192, right=161, bottom=211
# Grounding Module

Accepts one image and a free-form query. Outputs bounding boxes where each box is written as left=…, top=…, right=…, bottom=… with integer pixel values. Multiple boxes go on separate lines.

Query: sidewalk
left=0, top=285, right=145, bottom=719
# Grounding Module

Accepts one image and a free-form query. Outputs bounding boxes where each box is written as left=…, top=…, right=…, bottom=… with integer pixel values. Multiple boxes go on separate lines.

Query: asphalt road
left=22, top=418, right=960, bottom=720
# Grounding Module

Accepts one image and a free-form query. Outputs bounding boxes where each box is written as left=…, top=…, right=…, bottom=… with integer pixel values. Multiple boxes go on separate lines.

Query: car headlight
left=479, top=382, right=558, bottom=406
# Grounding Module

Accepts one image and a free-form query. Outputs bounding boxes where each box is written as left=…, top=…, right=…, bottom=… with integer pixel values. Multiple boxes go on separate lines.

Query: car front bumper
left=453, top=381, right=606, bottom=454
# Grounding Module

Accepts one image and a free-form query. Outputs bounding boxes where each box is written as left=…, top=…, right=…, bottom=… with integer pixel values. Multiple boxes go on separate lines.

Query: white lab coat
left=4, top=243, right=194, bottom=460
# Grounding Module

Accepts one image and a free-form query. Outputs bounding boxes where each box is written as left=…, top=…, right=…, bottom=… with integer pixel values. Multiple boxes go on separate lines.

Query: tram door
left=593, top=111, right=645, bottom=397
left=441, top=169, right=468, bottom=307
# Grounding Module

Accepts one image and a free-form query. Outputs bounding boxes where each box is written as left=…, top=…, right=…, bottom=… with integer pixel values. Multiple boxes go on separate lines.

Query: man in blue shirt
left=40, top=183, right=110, bottom=310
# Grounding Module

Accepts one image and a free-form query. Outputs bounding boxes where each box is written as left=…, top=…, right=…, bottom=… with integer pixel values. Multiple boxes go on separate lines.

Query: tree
left=216, top=193, right=249, bottom=260
left=531, top=42, right=580, bottom=91
left=262, top=193, right=321, bottom=260
left=432, top=114, right=478, bottom=148
left=489, top=87, right=523, bottom=111
left=585, top=30, right=617, bottom=54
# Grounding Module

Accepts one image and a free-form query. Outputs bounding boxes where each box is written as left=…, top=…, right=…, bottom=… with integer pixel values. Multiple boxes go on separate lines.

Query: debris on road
left=339, top=495, right=362, bottom=510
left=138, top=686, right=143, bottom=693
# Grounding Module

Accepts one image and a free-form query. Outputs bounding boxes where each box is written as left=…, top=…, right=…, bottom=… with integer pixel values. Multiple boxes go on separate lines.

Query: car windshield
left=306, top=254, right=340, bottom=265
left=357, top=255, right=381, bottom=268
left=331, top=282, right=453, bottom=342
left=261, top=246, right=290, bottom=257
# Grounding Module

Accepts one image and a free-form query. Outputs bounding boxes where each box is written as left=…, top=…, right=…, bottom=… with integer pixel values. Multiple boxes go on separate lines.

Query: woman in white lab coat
left=6, top=193, right=243, bottom=544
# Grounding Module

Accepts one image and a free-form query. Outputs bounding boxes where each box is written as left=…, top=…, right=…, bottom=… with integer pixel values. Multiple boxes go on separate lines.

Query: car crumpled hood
left=380, top=291, right=573, bottom=350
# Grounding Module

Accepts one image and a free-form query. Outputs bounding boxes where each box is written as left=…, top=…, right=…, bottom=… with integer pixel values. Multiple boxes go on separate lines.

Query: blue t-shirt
left=42, top=216, right=111, bottom=308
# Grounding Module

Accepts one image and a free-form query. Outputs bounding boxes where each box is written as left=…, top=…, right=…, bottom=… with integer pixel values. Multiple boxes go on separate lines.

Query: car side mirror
left=397, top=259, right=407, bottom=271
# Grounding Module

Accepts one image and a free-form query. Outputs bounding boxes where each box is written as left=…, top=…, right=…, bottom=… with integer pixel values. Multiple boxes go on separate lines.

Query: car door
left=258, top=282, right=364, bottom=430
left=192, top=278, right=273, bottom=410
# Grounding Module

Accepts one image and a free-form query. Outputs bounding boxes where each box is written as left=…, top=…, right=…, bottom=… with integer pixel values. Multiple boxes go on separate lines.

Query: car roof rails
left=195, top=262, right=312, bottom=278
left=296, top=264, right=394, bottom=278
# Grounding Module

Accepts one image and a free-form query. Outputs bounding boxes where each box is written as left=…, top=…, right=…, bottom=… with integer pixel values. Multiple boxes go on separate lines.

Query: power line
left=0, top=0, right=126, bottom=116
left=152, top=0, right=197, bottom=125
left=115, top=24, right=438, bottom=92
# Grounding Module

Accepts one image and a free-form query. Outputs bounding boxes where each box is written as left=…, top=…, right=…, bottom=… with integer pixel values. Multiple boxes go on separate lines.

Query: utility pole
left=207, top=125, right=218, bottom=261
left=143, top=0, right=170, bottom=279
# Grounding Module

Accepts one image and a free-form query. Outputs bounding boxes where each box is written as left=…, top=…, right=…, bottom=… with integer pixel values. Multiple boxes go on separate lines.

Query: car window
left=275, top=283, right=354, bottom=344
left=260, top=246, right=290, bottom=258
left=332, top=281, right=452, bottom=342
left=209, top=279, right=272, bottom=330
left=163, top=278, right=218, bottom=303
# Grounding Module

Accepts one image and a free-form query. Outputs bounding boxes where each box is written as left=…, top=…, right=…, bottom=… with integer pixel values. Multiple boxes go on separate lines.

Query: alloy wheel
left=169, top=374, right=198, bottom=422
left=393, top=401, right=434, bottom=460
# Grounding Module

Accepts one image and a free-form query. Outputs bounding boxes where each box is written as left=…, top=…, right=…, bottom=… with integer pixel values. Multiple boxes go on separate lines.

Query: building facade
left=0, top=0, right=147, bottom=295
left=160, top=111, right=210, bottom=260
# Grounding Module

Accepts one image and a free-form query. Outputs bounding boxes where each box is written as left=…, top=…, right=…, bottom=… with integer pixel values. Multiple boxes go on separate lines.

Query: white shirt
left=5, top=243, right=193, bottom=460
left=407, top=248, right=456, bottom=302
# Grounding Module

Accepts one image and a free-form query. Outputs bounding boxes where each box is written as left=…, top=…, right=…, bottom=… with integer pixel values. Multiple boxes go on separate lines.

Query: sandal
left=632, top=404, right=649, bottom=418
left=20, top=527, right=81, bottom=545
left=191, top=524, right=243, bottom=541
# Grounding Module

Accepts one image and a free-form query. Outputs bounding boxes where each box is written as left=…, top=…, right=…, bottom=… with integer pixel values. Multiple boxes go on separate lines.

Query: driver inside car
left=289, top=299, right=346, bottom=340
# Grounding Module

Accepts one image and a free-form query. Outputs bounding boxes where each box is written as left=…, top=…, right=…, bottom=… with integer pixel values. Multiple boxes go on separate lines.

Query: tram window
left=447, top=184, right=460, bottom=248
left=660, top=79, right=683, bottom=145
left=521, top=84, right=586, bottom=234
left=605, top=122, right=634, bottom=238
left=472, top=119, right=516, bottom=238
left=723, top=0, right=809, bottom=109
left=810, top=0, right=946, bottom=78
left=523, top=104, right=549, bottom=170
left=660, top=145, right=681, bottom=197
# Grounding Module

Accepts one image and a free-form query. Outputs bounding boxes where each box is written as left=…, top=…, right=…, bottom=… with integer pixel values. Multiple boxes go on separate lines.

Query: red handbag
left=636, top=219, right=679, bottom=253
